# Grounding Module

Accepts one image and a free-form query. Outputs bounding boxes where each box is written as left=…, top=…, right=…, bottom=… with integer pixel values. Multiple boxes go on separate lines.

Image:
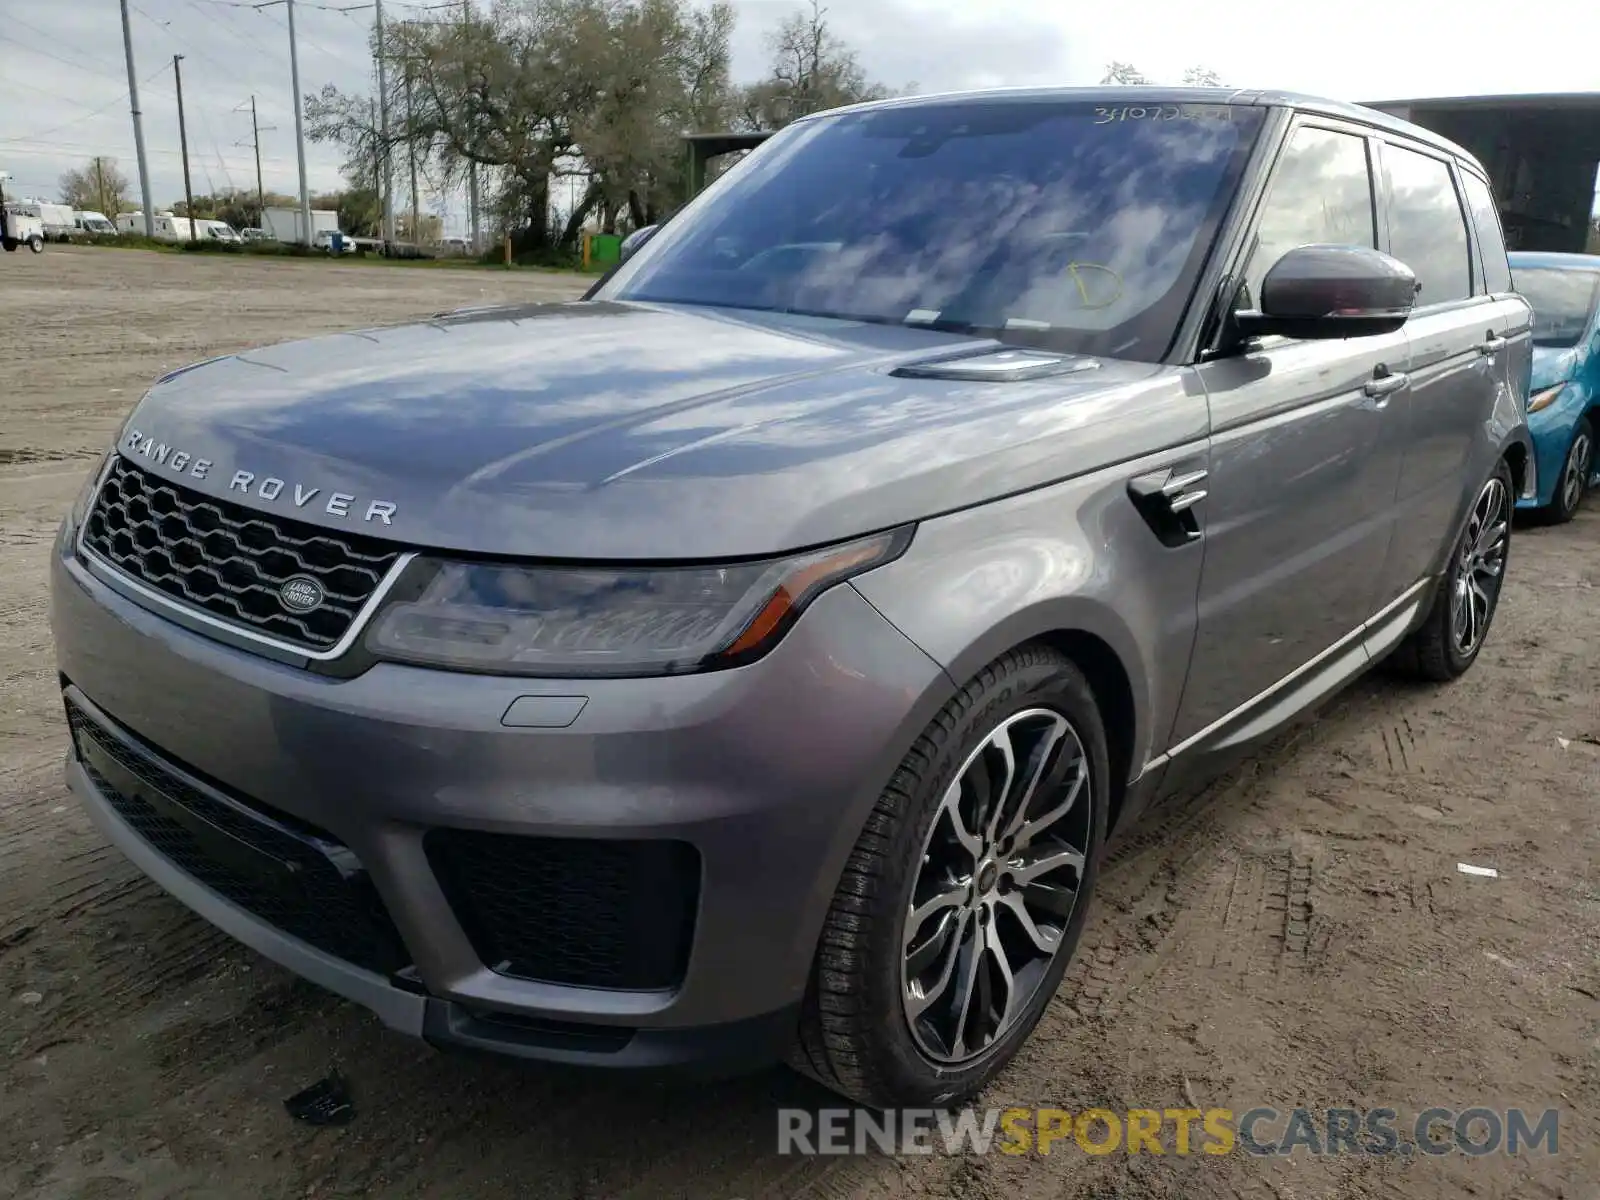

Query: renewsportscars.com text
left=778, top=1106, right=1561, bottom=1157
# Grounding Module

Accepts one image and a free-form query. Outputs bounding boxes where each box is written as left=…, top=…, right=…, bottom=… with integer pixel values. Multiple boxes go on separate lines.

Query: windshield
left=600, top=100, right=1264, bottom=362
left=1512, top=266, right=1600, bottom=348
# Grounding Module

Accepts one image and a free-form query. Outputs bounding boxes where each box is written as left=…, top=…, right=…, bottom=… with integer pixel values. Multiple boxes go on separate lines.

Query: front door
left=1174, top=120, right=1408, bottom=745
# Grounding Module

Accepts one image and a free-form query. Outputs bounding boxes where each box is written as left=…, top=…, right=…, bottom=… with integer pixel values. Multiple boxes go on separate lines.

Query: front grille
left=425, top=830, right=700, bottom=991
left=68, top=700, right=410, bottom=976
left=82, top=455, right=401, bottom=651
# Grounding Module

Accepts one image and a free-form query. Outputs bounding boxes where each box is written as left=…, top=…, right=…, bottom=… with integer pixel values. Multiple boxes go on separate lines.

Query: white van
left=73, top=210, right=117, bottom=236
left=195, top=219, right=242, bottom=243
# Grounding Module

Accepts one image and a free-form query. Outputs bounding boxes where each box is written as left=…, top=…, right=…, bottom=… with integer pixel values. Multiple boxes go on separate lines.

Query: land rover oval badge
left=278, top=575, right=325, bottom=614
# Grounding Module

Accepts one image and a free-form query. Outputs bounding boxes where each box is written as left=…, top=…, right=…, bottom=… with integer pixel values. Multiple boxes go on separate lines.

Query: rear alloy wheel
left=790, top=646, right=1108, bottom=1107
left=27, top=234, right=43, bottom=254
left=1542, top=417, right=1592, bottom=525
left=1391, top=460, right=1513, bottom=682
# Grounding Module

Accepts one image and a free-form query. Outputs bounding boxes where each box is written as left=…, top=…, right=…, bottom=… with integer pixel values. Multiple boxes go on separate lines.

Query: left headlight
left=364, top=526, right=913, bottom=677
left=68, top=451, right=112, bottom=529
left=1528, top=383, right=1568, bottom=413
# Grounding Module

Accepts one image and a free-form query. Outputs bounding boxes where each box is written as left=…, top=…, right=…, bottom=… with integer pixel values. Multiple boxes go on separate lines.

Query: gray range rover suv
left=51, top=88, right=1533, bottom=1107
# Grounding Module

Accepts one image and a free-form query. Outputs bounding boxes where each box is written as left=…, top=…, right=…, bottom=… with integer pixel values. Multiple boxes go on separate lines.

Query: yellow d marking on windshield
left=1066, top=262, right=1124, bottom=310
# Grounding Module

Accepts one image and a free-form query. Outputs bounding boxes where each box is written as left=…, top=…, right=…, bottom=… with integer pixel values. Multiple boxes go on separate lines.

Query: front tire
left=791, top=645, right=1109, bottom=1107
left=1391, top=460, right=1513, bottom=682
left=1540, top=417, right=1593, bottom=525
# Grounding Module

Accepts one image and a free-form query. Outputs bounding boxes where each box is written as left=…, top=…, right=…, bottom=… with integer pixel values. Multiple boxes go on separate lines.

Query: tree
left=1101, top=62, right=1228, bottom=87
left=1100, top=62, right=1150, bottom=85
left=171, top=188, right=295, bottom=230
left=59, top=157, right=130, bottom=217
left=739, top=0, right=889, bottom=131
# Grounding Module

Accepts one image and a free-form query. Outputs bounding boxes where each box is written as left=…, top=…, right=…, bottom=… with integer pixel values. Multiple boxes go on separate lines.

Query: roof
left=1364, top=92, right=1600, bottom=113
left=789, top=86, right=1477, bottom=165
left=1507, top=250, right=1600, bottom=271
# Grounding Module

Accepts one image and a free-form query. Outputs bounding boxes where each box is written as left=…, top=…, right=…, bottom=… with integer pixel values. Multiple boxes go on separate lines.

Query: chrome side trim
left=1139, top=575, right=1435, bottom=776
left=74, top=511, right=416, bottom=664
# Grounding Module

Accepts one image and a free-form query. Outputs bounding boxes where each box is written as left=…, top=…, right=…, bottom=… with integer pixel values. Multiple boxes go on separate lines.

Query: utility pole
left=286, top=0, right=312, bottom=245
left=374, top=0, right=394, bottom=244
left=368, top=97, right=383, bottom=232
left=404, top=68, right=419, bottom=245
left=234, top=97, right=275, bottom=228
left=118, top=0, right=155, bottom=235
left=462, top=0, right=479, bottom=251
left=173, top=55, right=195, bottom=240
left=250, top=97, right=266, bottom=222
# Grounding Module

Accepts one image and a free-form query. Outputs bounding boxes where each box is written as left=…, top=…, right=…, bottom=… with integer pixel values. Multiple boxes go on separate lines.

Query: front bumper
left=51, top=529, right=950, bottom=1070
left=1517, top=389, right=1589, bottom=509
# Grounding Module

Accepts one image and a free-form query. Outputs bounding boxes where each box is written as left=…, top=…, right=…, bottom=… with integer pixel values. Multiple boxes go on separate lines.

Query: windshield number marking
left=1094, top=105, right=1229, bottom=125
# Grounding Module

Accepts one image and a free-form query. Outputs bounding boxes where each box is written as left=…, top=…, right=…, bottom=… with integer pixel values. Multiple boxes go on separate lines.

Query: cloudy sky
left=2, top=0, right=1594, bottom=234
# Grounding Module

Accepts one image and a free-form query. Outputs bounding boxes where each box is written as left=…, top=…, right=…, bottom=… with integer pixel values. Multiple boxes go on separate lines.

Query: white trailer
left=0, top=175, right=44, bottom=253
left=260, top=206, right=340, bottom=244
left=116, top=212, right=199, bottom=241
left=1, top=204, right=44, bottom=253
left=36, top=201, right=73, bottom=241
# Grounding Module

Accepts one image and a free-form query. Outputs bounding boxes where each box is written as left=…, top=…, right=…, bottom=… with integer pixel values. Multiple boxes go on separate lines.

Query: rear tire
left=1391, top=459, right=1513, bottom=682
left=27, top=235, right=43, bottom=254
left=790, top=645, right=1109, bottom=1108
left=1539, top=417, right=1592, bottom=525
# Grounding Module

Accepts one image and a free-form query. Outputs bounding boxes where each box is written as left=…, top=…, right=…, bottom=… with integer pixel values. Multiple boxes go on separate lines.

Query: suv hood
left=114, top=301, right=1179, bottom=560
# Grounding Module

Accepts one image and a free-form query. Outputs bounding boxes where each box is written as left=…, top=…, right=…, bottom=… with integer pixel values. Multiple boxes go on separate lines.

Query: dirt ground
left=2, top=246, right=1596, bottom=1200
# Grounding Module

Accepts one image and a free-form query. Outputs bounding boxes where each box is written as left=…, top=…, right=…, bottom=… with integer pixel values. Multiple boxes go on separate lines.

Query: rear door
left=1373, top=141, right=1521, bottom=599
left=1178, top=119, right=1408, bottom=744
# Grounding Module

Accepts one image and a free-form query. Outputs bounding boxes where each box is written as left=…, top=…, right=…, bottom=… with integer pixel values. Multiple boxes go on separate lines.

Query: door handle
left=1362, top=372, right=1409, bottom=398
left=1480, top=335, right=1508, bottom=356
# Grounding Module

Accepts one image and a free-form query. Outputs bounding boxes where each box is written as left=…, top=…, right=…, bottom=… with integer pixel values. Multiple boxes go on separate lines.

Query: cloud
left=2, top=0, right=1594, bottom=232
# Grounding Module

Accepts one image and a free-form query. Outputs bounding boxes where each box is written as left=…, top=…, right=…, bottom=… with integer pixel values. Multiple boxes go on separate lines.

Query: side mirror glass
left=1235, top=244, right=1418, bottom=341
left=619, top=224, right=659, bottom=263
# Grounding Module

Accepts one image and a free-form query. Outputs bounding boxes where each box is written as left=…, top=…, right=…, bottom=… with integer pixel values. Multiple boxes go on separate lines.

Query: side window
left=1383, top=144, right=1472, bottom=306
left=1242, top=126, right=1376, bottom=306
left=1460, top=171, right=1512, bottom=294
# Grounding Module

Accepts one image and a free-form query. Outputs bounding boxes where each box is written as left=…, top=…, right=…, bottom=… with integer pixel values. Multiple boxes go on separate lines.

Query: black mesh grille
left=82, top=455, right=401, bottom=651
left=68, top=701, right=410, bottom=976
left=425, top=830, right=699, bottom=991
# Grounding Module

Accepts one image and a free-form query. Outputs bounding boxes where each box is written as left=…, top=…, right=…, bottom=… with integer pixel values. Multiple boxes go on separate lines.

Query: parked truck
left=261, top=206, right=340, bottom=245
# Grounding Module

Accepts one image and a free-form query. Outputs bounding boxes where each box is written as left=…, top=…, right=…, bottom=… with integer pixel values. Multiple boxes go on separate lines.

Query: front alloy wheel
left=791, top=646, right=1108, bottom=1108
left=902, top=709, right=1091, bottom=1064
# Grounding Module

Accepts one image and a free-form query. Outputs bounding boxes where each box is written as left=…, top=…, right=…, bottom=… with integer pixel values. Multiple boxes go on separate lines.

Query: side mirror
left=619, top=224, right=659, bottom=263
left=1234, top=244, right=1418, bottom=341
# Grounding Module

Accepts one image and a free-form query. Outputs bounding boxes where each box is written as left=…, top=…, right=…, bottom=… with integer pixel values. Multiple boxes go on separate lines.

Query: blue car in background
left=1508, top=251, right=1600, bottom=523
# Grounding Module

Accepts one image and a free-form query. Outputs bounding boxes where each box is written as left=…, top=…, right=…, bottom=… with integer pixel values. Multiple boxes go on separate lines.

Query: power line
left=0, top=31, right=128, bottom=82
left=172, top=0, right=284, bottom=66
left=7, top=63, right=173, bottom=145
left=3, top=14, right=128, bottom=75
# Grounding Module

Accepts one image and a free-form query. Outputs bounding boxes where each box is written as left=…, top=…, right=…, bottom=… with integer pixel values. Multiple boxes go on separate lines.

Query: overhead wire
left=2, top=62, right=175, bottom=145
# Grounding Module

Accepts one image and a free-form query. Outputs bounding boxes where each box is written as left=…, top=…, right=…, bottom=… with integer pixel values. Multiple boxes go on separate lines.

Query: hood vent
left=891, top=348, right=1101, bottom=382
